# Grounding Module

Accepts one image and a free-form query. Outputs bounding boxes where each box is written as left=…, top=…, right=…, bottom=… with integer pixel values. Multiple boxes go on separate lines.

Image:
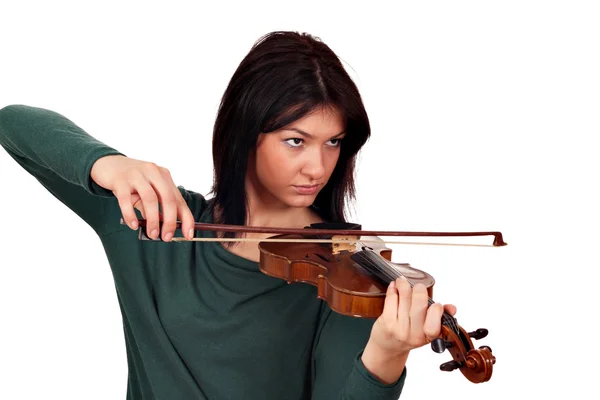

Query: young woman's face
left=249, top=106, right=346, bottom=209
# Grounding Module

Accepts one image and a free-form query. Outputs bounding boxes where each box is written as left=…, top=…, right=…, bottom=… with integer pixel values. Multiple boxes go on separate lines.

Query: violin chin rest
left=306, top=222, right=362, bottom=231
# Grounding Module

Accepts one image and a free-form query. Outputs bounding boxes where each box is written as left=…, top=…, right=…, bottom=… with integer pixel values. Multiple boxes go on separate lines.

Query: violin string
left=353, top=244, right=460, bottom=335
left=351, top=245, right=398, bottom=283
left=356, top=254, right=398, bottom=283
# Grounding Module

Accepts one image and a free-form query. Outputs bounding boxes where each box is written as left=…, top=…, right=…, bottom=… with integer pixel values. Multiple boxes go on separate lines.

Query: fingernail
left=130, top=220, right=138, bottom=229
left=188, top=228, right=194, bottom=239
left=389, top=280, right=396, bottom=288
left=164, top=232, right=172, bottom=241
left=151, top=229, right=158, bottom=238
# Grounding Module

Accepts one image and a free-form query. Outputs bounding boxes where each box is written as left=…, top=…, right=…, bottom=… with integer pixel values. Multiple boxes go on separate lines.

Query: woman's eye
left=284, top=138, right=304, bottom=147
left=327, top=139, right=342, bottom=147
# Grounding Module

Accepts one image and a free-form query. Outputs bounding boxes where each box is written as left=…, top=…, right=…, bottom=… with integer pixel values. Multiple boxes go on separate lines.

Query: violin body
left=258, top=233, right=434, bottom=318
left=257, top=223, right=496, bottom=384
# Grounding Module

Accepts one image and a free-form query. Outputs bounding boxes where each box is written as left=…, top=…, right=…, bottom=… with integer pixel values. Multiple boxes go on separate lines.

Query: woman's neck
left=243, top=172, right=323, bottom=229
left=245, top=193, right=321, bottom=229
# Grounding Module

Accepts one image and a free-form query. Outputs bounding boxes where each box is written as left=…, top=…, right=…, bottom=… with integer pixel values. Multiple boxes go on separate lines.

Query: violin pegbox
left=432, top=323, right=496, bottom=383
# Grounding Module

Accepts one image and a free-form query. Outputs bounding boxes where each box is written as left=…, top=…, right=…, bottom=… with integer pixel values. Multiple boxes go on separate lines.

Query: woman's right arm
left=0, top=104, right=195, bottom=240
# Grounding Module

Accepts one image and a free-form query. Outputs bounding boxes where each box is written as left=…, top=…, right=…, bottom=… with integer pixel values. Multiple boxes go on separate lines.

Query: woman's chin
left=283, top=194, right=317, bottom=208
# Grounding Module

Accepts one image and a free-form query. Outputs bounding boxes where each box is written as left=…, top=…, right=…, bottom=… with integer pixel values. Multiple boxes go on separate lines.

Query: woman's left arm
left=310, top=304, right=406, bottom=400
left=310, top=278, right=455, bottom=399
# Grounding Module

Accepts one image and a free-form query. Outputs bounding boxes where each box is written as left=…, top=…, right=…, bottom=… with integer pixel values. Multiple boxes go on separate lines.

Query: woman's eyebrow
left=284, top=128, right=346, bottom=139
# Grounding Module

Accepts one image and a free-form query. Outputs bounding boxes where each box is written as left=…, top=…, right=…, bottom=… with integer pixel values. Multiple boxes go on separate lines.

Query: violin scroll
left=433, top=322, right=496, bottom=383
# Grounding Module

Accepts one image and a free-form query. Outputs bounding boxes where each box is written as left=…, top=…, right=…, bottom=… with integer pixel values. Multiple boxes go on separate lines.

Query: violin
left=123, top=218, right=505, bottom=384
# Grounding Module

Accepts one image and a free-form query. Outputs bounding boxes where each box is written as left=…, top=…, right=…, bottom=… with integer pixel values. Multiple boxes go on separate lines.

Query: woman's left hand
left=361, top=278, right=456, bottom=384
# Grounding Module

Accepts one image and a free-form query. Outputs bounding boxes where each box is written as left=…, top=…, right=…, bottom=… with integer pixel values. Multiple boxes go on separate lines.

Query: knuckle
left=159, top=166, right=172, bottom=177
left=378, top=316, right=394, bottom=332
left=138, top=187, right=158, bottom=200
left=398, top=283, right=412, bottom=296
left=124, top=165, right=143, bottom=179
left=413, top=283, right=426, bottom=293
left=178, top=195, right=189, bottom=207
left=380, top=322, right=394, bottom=336
left=112, top=183, right=131, bottom=198
left=161, top=193, right=177, bottom=205
left=384, top=319, right=396, bottom=332
left=410, top=306, right=427, bottom=318
left=394, top=330, right=408, bottom=342
left=432, top=302, right=444, bottom=315
left=114, top=191, right=130, bottom=202
left=142, top=162, right=161, bottom=176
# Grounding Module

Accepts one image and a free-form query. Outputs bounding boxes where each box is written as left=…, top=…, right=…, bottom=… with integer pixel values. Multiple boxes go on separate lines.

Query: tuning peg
left=468, top=328, right=488, bottom=340
left=479, top=345, right=492, bottom=353
left=440, top=360, right=462, bottom=371
left=430, top=338, right=453, bottom=353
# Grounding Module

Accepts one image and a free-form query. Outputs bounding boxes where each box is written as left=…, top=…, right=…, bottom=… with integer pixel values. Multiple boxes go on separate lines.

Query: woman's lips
left=293, top=185, right=319, bottom=195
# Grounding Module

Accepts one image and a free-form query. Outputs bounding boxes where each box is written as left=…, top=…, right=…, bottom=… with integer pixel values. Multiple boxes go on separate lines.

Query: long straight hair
left=210, top=31, right=370, bottom=238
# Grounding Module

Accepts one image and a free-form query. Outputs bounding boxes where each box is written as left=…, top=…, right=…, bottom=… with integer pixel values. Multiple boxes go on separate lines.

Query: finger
left=176, top=194, right=195, bottom=240
left=382, top=280, right=399, bottom=324
left=396, top=278, right=412, bottom=329
left=134, top=181, right=160, bottom=239
left=409, top=283, right=429, bottom=342
left=114, top=183, right=138, bottom=230
left=147, top=167, right=179, bottom=241
left=423, top=302, right=444, bottom=341
left=132, top=195, right=145, bottom=219
left=160, top=168, right=194, bottom=241
left=444, top=304, right=457, bottom=316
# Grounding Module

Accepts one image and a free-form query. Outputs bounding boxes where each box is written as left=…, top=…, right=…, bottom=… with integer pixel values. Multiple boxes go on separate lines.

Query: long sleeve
left=0, top=104, right=126, bottom=235
left=311, top=305, right=406, bottom=399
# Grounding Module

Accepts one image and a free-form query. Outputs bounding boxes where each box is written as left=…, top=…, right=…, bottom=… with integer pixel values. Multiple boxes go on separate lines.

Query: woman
left=0, top=31, right=455, bottom=399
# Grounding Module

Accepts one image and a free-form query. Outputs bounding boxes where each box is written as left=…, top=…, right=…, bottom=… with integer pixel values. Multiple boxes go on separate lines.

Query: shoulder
left=0, top=104, right=71, bottom=128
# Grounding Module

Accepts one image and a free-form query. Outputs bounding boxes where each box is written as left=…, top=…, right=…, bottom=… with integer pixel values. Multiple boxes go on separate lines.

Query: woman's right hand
left=90, top=155, right=195, bottom=242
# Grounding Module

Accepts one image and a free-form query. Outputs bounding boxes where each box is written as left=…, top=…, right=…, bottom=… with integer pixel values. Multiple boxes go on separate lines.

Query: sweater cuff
left=346, top=350, right=406, bottom=398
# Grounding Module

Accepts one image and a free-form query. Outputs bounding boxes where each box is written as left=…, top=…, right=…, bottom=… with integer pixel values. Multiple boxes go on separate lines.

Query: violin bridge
left=331, top=235, right=358, bottom=254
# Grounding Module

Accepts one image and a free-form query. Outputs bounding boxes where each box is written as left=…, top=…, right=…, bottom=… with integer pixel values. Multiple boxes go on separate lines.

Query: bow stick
left=120, top=218, right=507, bottom=247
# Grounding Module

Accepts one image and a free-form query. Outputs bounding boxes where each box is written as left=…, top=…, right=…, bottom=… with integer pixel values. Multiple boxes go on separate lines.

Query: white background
left=1, top=1, right=598, bottom=399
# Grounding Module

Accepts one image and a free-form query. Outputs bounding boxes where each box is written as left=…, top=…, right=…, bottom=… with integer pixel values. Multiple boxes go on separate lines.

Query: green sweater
left=0, top=105, right=406, bottom=400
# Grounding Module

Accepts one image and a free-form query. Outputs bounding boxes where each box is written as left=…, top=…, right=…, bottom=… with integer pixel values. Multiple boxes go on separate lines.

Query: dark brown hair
left=210, top=31, right=370, bottom=237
